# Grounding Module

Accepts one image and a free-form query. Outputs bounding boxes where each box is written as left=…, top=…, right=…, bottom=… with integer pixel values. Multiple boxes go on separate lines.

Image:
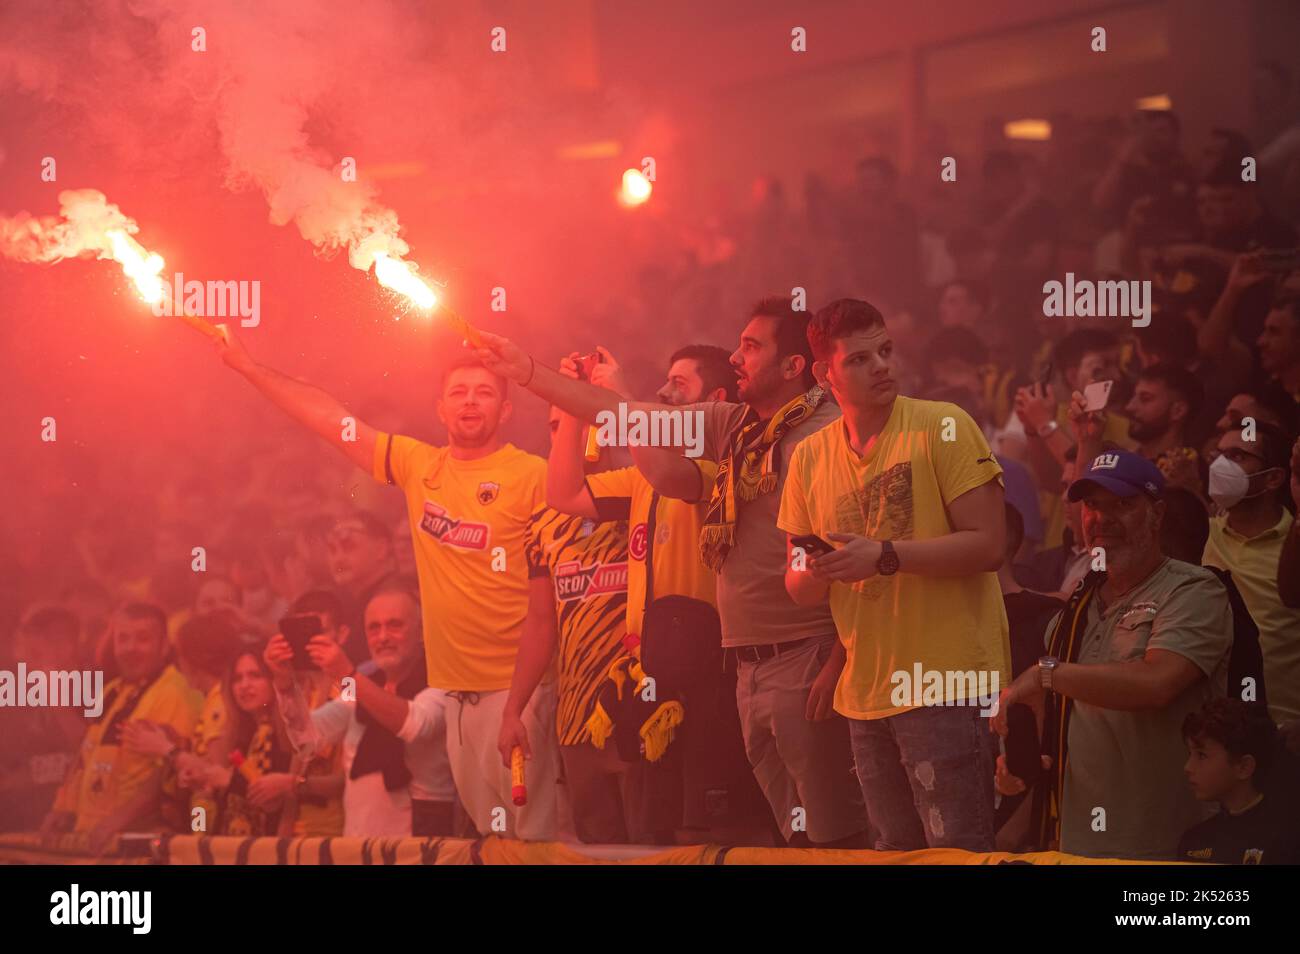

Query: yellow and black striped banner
left=2, top=832, right=1186, bottom=866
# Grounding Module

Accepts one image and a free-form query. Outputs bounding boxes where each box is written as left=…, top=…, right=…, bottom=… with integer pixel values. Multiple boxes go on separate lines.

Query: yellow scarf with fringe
left=699, top=386, right=827, bottom=570
left=586, top=654, right=684, bottom=762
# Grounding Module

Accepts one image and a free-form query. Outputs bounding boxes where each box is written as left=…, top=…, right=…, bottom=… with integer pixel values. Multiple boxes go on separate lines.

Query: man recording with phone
left=266, top=584, right=456, bottom=837
left=471, top=298, right=869, bottom=849
left=534, top=344, right=770, bottom=845
left=1014, top=330, right=1134, bottom=551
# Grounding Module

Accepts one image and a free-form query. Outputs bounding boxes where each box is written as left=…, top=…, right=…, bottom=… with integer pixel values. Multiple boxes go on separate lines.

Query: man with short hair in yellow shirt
left=778, top=299, right=1010, bottom=853
left=217, top=333, right=556, bottom=840
left=42, top=603, right=202, bottom=852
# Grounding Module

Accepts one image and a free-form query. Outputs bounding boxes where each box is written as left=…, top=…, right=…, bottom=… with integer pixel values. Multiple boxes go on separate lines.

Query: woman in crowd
left=176, top=648, right=300, bottom=836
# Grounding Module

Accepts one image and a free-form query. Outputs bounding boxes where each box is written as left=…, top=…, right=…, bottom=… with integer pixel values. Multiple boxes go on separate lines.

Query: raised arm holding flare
left=474, top=332, right=708, bottom=497
left=216, top=325, right=377, bottom=472
left=218, top=325, right=560, bottom=841
left=487, top=298, right=872, bottom=848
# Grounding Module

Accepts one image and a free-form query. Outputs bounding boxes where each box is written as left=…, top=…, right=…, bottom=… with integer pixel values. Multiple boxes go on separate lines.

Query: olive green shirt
left=1057, top=558, right=1231, bottom=860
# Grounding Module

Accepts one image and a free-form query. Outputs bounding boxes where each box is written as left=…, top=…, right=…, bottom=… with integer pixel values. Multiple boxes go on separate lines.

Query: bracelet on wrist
left=521, top=354, right=536, bottom=388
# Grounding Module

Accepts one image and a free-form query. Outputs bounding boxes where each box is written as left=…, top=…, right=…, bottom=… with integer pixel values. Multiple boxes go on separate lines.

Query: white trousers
left=443, top=682, right=561, bottom=841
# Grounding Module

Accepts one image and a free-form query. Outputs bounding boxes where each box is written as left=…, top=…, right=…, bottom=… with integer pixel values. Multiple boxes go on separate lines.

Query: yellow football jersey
left=375, top=434, right=547, bottom=691
left=584, top=463, right=718, bottom=639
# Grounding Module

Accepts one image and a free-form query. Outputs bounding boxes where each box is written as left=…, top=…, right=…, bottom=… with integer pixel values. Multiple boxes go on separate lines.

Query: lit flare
left=620, top=168, right=652, bottom=206
left=105, top=229, right=223, bottom=341
left=370, top=250, right=480, bottom=346
left=105, top=229, right=166, bottom=304
left=373, top=252, right=437, bottom=310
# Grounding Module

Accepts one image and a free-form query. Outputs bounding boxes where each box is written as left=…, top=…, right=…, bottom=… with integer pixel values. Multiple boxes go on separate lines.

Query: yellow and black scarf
left=586, top=635, right=684, bottom=763
left=222, top=718, right=289, bottom=837
left=1033, top=570, right=1104, bottom=850
left=699, top=386, right=828, bottom=570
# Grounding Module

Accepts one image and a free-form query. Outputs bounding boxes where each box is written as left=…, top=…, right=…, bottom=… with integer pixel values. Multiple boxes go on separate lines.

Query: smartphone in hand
left=279, top=614, right=324, bottom=670
left=791, top=534, right=835, bottom=558
left=1083, top=379, right=1113, bottom=413
left=575, top=352, right=602, bottom=381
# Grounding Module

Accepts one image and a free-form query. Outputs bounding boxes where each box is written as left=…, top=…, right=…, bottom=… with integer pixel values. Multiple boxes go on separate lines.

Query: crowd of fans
left=5, top=76, right=1300, bottom=863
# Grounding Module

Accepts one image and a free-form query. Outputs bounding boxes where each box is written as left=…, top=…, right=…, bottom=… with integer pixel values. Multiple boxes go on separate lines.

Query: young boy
left=1178, top=698, right=1300, bottom=864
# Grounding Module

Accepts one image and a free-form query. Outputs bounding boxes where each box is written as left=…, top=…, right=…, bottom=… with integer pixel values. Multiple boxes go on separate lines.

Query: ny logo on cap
left=1093, top=453, right=1121, bottom=470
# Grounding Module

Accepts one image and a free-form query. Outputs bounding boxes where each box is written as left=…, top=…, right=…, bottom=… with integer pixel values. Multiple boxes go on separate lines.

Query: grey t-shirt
left=689, top=398, right=841, bottom=647
left=1056, top=558, right=1231, bottom=860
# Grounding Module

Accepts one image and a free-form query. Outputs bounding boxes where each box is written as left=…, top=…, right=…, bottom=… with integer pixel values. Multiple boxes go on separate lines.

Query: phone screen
left=1083, top=379, right=1113, bottom=412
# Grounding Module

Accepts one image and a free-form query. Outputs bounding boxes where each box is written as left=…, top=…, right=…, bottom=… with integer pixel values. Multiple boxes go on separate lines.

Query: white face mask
left=1208, top=454, right=1277, bottom=510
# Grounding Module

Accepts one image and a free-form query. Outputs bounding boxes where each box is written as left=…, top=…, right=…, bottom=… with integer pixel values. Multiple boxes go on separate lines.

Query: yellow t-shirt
left=778, top=397, right=1011, bottom=720
left=584, top=462, right=718, bottom=639
left=55, top=664, right=203, bottom=832
left=375, top=434, right=547, bottom=691
left=1203, top=510, right=1300, bottom=724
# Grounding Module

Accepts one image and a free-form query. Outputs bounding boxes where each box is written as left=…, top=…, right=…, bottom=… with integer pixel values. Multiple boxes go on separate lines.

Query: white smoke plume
left=0, top=1, right=536, bottom=286
left=0, top=188, right=143, bottom=264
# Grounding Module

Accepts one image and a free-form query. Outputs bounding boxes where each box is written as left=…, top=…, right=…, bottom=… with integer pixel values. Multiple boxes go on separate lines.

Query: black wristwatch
left=877, top=540, right=900, bottom=576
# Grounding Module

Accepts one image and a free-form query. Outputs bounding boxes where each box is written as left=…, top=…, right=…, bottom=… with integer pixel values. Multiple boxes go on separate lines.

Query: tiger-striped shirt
left=525, top=508, right=629, bottom=745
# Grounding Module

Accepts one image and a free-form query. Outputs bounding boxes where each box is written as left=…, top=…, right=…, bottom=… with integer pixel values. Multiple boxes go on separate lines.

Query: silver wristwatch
left=1038, top=655, right=1060, bottom=690
left=1036, top=419, right=1059, bottom=439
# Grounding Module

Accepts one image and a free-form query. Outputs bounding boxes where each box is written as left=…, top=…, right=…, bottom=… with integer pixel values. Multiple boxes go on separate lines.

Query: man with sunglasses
left=325, top=512, right=398, bottom=666
left=1203, top=422, right=1300, bottom=724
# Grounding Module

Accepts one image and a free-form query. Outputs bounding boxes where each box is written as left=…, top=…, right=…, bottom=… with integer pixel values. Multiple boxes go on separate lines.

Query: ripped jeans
left=848, top=705, right=995, bottom=852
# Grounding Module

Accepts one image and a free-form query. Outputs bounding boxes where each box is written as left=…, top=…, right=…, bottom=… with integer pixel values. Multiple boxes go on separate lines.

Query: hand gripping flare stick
left=175, top=306, right=227, bottom=342
left=162, top=294, right=227, bottom=343
left=510, top=745, right=527, bottom=806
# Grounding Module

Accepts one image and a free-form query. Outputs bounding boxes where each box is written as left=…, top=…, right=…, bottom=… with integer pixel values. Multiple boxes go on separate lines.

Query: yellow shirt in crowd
left=177, top=682, right=225, bottom=832
left=374, top=434, right=547, bottom=692
left=584, top=462, right=719, bottom=638
left=55, top=664, right=202, bottom=833
left=778, top=397, right=1011, bottom=720
left=1203, top=509, right=1300, bottom=724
